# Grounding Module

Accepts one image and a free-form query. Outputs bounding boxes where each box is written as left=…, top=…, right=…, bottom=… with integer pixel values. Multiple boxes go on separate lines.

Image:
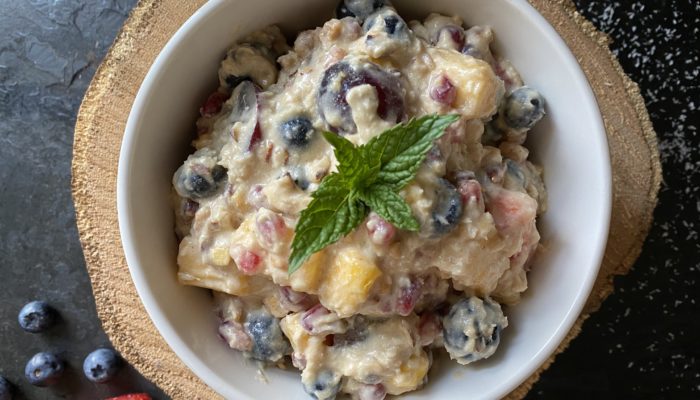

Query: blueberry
left=25, top=352, right=65, bottom=387
left=280, top=117, right=315, bottom=148
left=18, top=301, right=58, bottom=333
left=504, top=159, right=526, bottom=189
left=190, top=175, right=212, bottom=195
left=211, top=165, right=228, bottom=182
left=289, top=167, right=309, bottom=190
left=0, top=377, right=13, bottom=400
left=303, top=370, right=341, bottom=400
left=332, top=316, right=368, bottom=347
left=83, top=348, right=123, bottom=383
left=336, top=0, right=388, bottom=22
left=225, top=74, right=250, bottom=90
left=481, top=122, right=503, bottom=146
left=244, top=311, right=291, bottom=362
left=383, top=15, right=399, bottom=34
left=503, top=86, right=546, bottom=130
left=461, top=44, right=484, bottom=60
left=318, top=61, right=403, bottom=135
left=431, top=179, right=463, bottom=234
left=442, top=297, right=507, bottom=365
left=363, top=9, right=408, bottom=39
left=174, top=163, right=227, bottom=200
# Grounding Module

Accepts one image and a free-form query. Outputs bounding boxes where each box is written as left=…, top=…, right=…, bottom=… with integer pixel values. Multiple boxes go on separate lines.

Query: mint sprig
left=288, top=114, right=459, bottom=273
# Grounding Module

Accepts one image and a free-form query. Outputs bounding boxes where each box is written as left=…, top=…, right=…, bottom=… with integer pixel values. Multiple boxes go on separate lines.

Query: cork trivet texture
left=71, top=0, right=661, bottom=399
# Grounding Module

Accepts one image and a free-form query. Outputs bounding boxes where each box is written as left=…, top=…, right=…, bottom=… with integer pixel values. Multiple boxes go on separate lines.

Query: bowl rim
left=117, top=0, right=612, bottom=398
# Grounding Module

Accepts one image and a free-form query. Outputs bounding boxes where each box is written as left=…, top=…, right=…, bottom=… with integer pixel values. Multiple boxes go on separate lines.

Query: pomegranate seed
left=396, top=278, right=422, bottom=316
left=256, top=213, right=288, bottom=247
left=249, top=124, right=263, bottom=150
left=357, top=383, right=387, bottom=400
left=366, top=213, right=396, bottom=245
left=323, top=334, right=335, bottom=346
left=182, top=199, right=199, bottom=217
left=279, top=286, right=313, bottom=312
left=247, top=185, right=267, bottom=209
left=200, top=91, right=228, bottom=117
left=231, top=247, right=261, bottom=275
left=418, top=313, right=442, bottom=346
left=493, top=61, right=515, bottom=91
left=457, top=178, right=482, bottom=205
left=430, top=75, right=457, bottom=106
left=301, top=304, right=330, bottom=332
left=437, top=26, right=465, bottom=50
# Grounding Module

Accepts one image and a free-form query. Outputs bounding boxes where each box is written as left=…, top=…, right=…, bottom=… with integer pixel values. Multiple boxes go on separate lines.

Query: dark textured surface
left=0, top=0, right=697, bottom=399
left=0, top=1, right=165, bottom=399
left=529, top=0, right=700, bottom=399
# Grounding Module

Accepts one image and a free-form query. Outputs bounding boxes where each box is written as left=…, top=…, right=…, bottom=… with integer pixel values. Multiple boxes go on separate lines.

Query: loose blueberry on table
left=0, top=377, right=13, bottom=400
left=24, top=352, right=65, bottom=387
left=18, top=301, right=58, bottom=333
left=83, top=348, right=123, bottom=383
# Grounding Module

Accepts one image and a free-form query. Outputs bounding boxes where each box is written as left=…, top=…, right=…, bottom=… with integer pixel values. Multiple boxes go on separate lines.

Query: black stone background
left=0, top=0, right=697, bottom=399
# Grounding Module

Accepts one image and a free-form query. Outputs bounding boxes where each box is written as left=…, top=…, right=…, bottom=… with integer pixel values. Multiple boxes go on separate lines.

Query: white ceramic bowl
left=118, top=0, right=611, bottom=398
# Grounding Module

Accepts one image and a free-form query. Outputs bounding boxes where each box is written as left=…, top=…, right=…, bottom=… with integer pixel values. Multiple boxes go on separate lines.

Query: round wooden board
left=71, top=0, right=661, bottom=398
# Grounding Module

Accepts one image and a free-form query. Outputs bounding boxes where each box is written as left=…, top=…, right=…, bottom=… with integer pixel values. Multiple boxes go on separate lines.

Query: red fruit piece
left=430, top=75, right=457, bottom=106
left=417, top=312, right=442, bottom=346
left=365, top=213, right=396, bottom=245
left=301, top=304, right=330, bottom=332
left=437, top=25, right=465, bottom=50
left=279, top=286, right=314, bottom=312
left=106, top=394, right=152, bottom=400
left=486, top=188, right=537, bottom=234
left=256, top=212, right=288, bottom=248
left=456, top=177, right=482, bottom=206
left=231, top=246, right=262, bottom=275
left=396, top=277, right=422, bottom=316
left=357, top=383, right=387, bottom=400
left=199, top=91, right=228, bottom=117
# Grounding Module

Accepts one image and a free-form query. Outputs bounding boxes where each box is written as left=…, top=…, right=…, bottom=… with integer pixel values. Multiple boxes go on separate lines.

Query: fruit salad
left=172, top=1, right=547, bottom=398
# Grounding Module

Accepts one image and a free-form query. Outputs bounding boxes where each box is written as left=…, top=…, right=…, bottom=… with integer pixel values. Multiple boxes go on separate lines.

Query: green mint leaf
left=322, top=131, right=378, bottom=188
left=322, top=131, right=359, bottom=175
left=289, top=114, right=457, bottom=273
left=360, top=184, right=419, bottom=231
left=288, top=176, right=368, bottom=273
left=363, top=114, right=459, bottom=191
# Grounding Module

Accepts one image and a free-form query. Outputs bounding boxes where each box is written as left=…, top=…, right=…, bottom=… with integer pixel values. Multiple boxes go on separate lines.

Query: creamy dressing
left=172, top=2, right=547, bottom=399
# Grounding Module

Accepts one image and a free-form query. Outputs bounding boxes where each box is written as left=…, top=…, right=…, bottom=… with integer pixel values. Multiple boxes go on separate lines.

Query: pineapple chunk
left=427, top=47, right=503, bottom=120
left=319, top=248, right=382, bottom=317
left=384, top=349, right=431, bottom=395
left=289, top=250, right=326, bottom=294
left=281, top=312, right=327, bottom=372
left=209, top=246, right=231, bottom=266
left=178, top=236, right=257, bottom=296
left=280, top=313, right=312, bottom=354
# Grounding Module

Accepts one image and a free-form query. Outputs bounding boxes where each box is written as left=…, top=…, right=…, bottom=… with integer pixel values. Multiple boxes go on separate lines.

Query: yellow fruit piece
left=209, top=247, right=231, bottom=267
left=319, top=248, right=382, bottom=317
left=177, top=236, right=251, bottom=296
left=289, top=251, right=326, bottom=294
left=428, top=47, right=502, bottom=120
left=384, top=350, right=430, bottom=395
left=280, top=313, right=312, bottom=353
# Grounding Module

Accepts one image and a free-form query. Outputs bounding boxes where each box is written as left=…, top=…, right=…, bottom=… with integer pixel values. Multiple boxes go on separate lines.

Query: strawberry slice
left=106, top=394, right=152, bottom=400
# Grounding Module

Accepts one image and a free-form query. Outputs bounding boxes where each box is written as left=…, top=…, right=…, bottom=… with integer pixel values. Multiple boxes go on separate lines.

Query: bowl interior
left=118, top=0, right=611, bottom=398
